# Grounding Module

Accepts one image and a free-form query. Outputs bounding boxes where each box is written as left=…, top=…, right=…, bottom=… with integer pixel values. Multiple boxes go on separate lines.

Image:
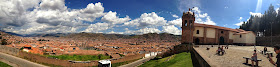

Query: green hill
left=139, top=52, right=193, bottom=67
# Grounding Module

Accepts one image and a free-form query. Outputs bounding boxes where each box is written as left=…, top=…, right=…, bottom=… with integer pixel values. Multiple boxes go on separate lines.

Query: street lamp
left=270, top=22, right=273, bottom=46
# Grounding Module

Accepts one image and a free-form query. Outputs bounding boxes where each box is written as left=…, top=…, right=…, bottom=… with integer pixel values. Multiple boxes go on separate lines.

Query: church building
left=181, top=9, right=256, bottom=45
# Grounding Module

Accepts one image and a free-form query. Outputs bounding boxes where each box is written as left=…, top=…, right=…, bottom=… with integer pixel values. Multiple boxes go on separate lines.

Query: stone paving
left=195, top=45, right=277, bottom=67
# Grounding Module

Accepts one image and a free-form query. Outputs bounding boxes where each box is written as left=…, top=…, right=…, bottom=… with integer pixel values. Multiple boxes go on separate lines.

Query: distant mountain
left=2, top=31, right=181, bottom=41
left=0, top=30, right=23, bottom=36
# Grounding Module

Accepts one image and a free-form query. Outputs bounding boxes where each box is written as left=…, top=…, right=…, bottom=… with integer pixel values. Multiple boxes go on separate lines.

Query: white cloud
left=101, top=11, right=131, bottom=25
left=106, top=31, right=124, bottom=34
left=224, top=6, right=229, bottom=8
left=0, top=0, right=107, bottom=34
left=192, top=7, right=216, bottom=25
left=198, top=13, right=208, bottom=18
left=125, top=27, right=161, bottom=34
left=276, top=8, right=279, bottom=14
left=162, top=25, right=181, bottom=35
left=192, top=7, right=201, bottom=14
left=124, top=12, right=167, bottom=28
left=0, top=0, right=40, bottom=27
left=172, top=14, right=179, bottom=18
left=124, top=28, right=129, bottom=31
left=167, top=18, right=182, bottom=27
left=235, top=12, right=262, bottom=26
left=39, top=0, right=67, bottom=11
left=79, top=2, right=105, bottom=22
left=249, top=12, right=262, bottom=17
left=234, top=17, right=244, bottom=26
left=239, top=17, right=243, bottom=21
left=223, top=24, right=228, bottom=27
left=178, top=0, right=201, bottom=12
left=83, top=23, right=109, bottom=33
left=235, top=22, right=244, bottom=26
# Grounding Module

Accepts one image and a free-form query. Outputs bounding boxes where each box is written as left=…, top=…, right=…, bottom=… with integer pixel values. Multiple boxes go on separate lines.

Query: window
left=221, top=31, right=223, bottom=33
left=240, top=35, right=242, bottom=38
left=185, top=20, right=188, bottom=26
left=196, top=30, right=199, bottom=34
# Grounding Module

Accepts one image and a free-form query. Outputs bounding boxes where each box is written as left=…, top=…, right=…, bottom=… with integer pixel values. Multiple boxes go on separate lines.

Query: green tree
left=1, top=39, right=7, bottom=45
left=239, top=4, right=280, bottom=36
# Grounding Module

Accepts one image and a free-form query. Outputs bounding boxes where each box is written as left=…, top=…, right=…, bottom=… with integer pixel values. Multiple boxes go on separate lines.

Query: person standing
left=251, top=50, right=257, bottom=67
left=269, top=46, right=280, bottom=67
left=264, top=46, right=268, bottom=55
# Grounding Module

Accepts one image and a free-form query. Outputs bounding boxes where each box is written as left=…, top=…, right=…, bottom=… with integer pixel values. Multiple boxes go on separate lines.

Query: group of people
left=250, top=46, right=280, bottom=67
left=216, top=46, right=226, bottom=55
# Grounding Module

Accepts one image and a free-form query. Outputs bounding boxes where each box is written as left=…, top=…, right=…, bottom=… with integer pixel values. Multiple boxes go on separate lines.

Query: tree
left=1, top=39, right=7, bottom=45
left=239, top=4, right=280, bottom=36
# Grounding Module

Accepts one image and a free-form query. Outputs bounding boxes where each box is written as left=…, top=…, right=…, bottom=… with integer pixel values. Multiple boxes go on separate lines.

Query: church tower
left=181, top=8, right=195, bottom=44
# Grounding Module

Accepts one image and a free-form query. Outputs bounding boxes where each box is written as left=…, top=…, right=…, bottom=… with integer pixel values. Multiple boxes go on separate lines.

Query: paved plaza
left=194, top=45, right=277, bottom=67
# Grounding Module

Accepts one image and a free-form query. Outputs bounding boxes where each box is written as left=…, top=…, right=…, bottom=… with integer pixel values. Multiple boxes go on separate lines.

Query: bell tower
left=181, top=8, right=195, bottom=44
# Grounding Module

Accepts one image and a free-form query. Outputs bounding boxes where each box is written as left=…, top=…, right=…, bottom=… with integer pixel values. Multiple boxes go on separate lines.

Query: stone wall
left=111, top=54, right=144, bottom=63
left=0, top=45, right=19, bottom=56
left=192, top=46, right=220, bottom=67
left=18, top=51, right=98, bottom=67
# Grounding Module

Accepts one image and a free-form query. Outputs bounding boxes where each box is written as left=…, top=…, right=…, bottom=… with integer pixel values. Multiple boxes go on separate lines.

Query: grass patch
left=46, top=54, right=110, bottom=61
left=0, top=61, right=12, bottom=67
left=139, top=52, right=193, bottom=67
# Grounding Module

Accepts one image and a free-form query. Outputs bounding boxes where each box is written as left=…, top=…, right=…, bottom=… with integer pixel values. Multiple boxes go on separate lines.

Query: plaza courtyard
left=194, top=45, right=277, bottom=67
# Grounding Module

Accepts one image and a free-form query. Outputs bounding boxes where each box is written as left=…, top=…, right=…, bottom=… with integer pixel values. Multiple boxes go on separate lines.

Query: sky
left=0, top=0, right=279, bottom=35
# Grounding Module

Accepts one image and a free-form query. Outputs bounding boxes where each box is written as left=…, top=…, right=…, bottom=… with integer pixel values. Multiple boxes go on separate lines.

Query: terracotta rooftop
left=194, top=23, right=240, bottom=32
left=24, top=45, right=32, bottom=47
left=233, top=31, right=255, bottom=35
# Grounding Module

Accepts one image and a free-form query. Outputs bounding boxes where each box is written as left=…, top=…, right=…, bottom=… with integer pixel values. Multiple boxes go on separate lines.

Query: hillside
left=26, top=32, right=181, bottom=41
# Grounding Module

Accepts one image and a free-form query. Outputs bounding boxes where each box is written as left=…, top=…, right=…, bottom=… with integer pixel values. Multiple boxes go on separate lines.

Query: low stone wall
left=192, top=46, right=220, bottom=67
left=0, top=45, right=19, bottom=56
left=0, top=52, right=47, bottom=67
left=18, top=51, right=98, bottom=67
left=111, top=54, right=144, bottom=63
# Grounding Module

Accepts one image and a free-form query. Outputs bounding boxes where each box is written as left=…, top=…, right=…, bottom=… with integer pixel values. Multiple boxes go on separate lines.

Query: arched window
left=185, top=20, right=188, bottom=26
left=221, top=31, right=223, bottom=34
left=240, top=35, right=242, bottom=38
left=196, top=30, right=199, bottom=34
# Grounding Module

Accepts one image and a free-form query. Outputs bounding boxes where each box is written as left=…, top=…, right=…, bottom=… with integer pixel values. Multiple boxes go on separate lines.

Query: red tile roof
left=194, top=23, right=239, bottom=32
left=24, top=45, right=31, bottom=47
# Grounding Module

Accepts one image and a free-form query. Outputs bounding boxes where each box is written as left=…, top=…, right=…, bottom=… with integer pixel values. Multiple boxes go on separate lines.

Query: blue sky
left=65, top=0, right=279, bottom=27
left=0, top=0, right=279, bottom=35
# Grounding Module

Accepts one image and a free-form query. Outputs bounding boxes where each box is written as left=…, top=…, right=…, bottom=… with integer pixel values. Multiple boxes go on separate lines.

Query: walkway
left=0, top=52, right=48, bottom=67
